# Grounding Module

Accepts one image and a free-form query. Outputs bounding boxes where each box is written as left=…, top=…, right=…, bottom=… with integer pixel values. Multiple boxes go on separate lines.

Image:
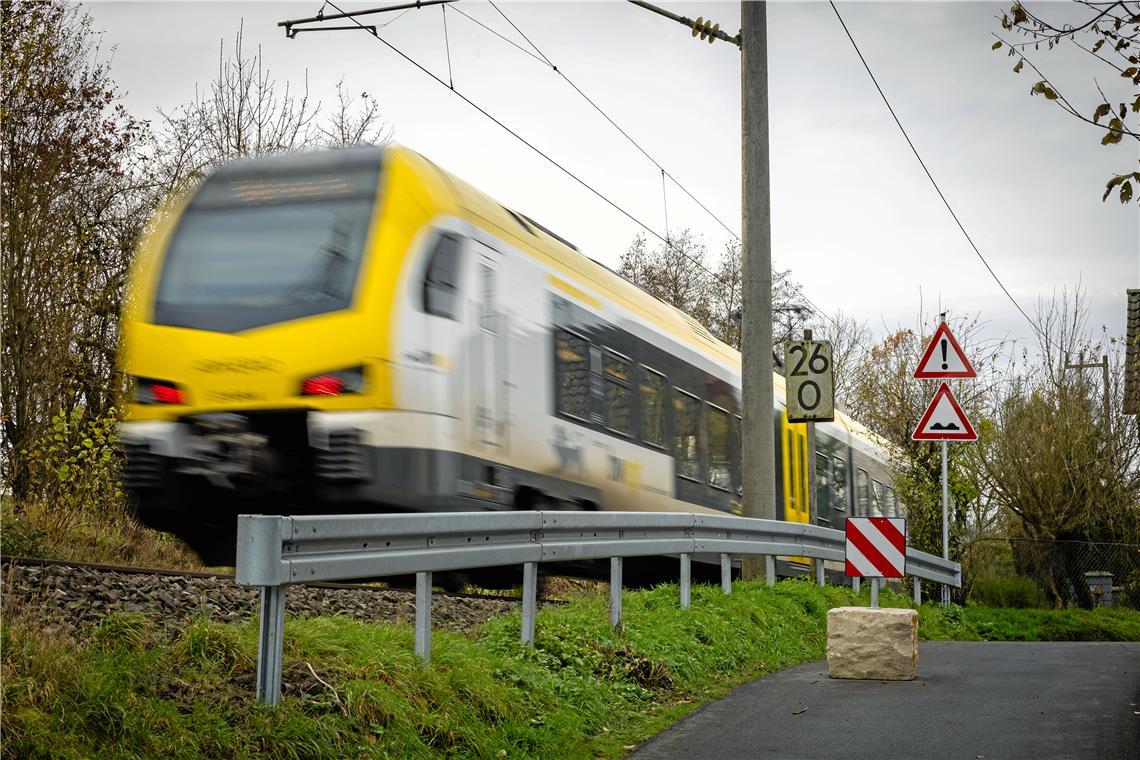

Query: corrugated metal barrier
left=236, top=511, right=961, bottom=705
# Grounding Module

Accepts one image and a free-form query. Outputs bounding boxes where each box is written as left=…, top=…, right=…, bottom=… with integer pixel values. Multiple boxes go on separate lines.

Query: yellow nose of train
left=121, top=146, right=396, bottom=421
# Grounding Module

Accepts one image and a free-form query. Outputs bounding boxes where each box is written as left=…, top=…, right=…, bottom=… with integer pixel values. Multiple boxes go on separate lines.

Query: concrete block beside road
left=827, top=606, right=919, bottom=681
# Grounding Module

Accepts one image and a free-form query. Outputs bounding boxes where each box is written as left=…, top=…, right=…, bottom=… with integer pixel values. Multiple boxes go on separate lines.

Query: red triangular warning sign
left=913, top=383, right=977, bottom=441
left=914, top=323, right=976, bottom=379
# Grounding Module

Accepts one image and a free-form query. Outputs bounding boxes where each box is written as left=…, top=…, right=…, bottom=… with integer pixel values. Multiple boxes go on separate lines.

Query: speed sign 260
left=784, top=340, right=835, bottom=422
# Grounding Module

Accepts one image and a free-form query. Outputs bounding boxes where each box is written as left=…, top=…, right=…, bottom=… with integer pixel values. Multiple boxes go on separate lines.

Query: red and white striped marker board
left=845, top=517, right=907, bottom=578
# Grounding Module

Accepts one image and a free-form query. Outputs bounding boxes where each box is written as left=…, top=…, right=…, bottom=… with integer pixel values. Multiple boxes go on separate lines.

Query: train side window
left=422, top=234, right=461, bottom=319
left=871, top=480, right=885, bottom=517
left=885, top=487, right=897, bottom=518
left=673, top=389, right=701, bottom=481
left=554, top=329, right=591, bottom=420
left=832, top=457, right=848, bottom=511
left=815, top=452, right=831, bottom=512
left=639, top=366, right=666, bottom=447
left=603, top=352, right=633, bottom=436
left=856, top=468, right=870, bottom=516
left=707, top=404, right=731, bottom=491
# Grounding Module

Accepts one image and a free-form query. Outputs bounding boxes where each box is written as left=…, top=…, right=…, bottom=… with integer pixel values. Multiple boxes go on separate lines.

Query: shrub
left=969, top=573, right=1045, bottom=608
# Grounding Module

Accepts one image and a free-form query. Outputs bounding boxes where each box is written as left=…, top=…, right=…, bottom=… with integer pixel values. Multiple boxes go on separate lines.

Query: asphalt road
left=630, top=642, right=1139, bottom=760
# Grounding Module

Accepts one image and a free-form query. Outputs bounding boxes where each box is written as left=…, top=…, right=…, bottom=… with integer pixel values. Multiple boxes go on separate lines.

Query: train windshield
left=154, top=148, right=382, bottom=333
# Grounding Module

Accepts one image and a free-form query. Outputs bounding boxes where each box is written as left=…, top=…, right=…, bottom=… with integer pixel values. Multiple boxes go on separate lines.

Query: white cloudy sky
left=88, top=0, right=1138, bottom=351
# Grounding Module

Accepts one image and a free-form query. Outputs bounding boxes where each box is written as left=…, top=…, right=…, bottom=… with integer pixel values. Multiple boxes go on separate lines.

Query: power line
left=828, top=1, right=1049, bottom=349
left=313, top=1, right=871, bottom=359
left=481, top=1, right=743, bottom=242
left=479, top=3, right=878, bottom=354
left=320, top=1, right=700, bottom=266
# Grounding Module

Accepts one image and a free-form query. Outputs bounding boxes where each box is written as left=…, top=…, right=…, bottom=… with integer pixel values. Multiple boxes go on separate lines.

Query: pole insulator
left=691, top=17, right=720, bottom=44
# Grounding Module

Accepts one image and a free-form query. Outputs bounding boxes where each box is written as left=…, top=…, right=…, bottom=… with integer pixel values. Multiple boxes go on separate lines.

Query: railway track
left=1, top=555, right=565, bottom=636
left=0, top=554, right=542, bottom=603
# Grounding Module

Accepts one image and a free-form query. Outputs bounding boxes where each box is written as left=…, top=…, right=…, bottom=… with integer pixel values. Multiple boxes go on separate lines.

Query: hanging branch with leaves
left=993, top=1, right=1139, bottom=203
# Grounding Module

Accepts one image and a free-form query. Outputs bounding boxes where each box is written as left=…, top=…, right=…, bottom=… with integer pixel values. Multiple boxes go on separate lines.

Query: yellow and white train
left=119, top=146, right=900, bottom=563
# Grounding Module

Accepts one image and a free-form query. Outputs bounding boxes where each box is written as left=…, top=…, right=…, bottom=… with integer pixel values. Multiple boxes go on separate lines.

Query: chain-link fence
left=962, top=537, right=1140, bottom=609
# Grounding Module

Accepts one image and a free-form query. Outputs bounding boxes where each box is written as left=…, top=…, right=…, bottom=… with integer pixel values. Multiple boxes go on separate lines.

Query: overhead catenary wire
left=486, top=1, right=743, bottom=243
left=320, top=0, right=703, bottom=269
left=828, top=1, right=1050, bottom=350
left=479, top=2, right=877, bottom=355
left=312, top=1, right=874, bottom=359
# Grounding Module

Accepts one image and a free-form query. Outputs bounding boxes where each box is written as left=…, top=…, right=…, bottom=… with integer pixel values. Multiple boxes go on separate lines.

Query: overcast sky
left=88, top=1, right=1138, bottom=354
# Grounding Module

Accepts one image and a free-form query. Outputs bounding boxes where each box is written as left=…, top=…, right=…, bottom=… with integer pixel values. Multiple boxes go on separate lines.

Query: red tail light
left=150, top=384, right=185, bottom=404
left=133, top=377, right=186, bottom=405
left=299, top=366, right=365, bottom=397
left=301, top=374, right=345, bottom=396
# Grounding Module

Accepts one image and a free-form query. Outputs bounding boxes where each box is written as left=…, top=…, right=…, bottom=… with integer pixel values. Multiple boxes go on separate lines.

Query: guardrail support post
left=765, top=555, right=776, bottom=586
left=870, top=577, right=879, bottom=608
left=941, top=583, right=950, bottom=607
left=415, top=571, right=432, bottom=666
left=255, top=585, right=286, bottom=706
left=521, top=562, right=537, bottom=645
left=680, top=553, right=691, bottom=609
left=816, top=560, right=825, bottom=587
left=720, top=553, right=732, bottom=594
left=610, top=556, right=623, bottom=628
left=913, top=576, right=922, bottom=605
left=852, top=576, right=860, bottom=593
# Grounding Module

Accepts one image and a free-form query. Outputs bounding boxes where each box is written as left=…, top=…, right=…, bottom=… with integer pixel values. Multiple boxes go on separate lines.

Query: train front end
left=119, top=146, right=424, bottom=562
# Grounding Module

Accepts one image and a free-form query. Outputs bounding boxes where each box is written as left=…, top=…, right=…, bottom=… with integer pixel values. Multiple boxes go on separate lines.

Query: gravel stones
left=2, top=561, right=521, bottom=636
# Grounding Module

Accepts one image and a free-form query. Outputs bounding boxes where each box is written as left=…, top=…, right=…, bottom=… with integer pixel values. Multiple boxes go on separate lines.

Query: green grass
left=920, top=602, right=1140, bottom=642
left=3, top=579, right=1137, bottom=759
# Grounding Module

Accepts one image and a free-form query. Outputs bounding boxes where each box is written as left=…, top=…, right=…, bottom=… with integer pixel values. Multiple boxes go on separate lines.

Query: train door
left=470, top=242, right=503, bottom=451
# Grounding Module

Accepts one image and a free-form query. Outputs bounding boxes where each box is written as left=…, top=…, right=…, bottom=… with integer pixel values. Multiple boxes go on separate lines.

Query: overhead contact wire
left=324, top=0, right=695, bottom=264
left=321, top=1, right=873, bottom=359
left=472, top=2, right=875, bottom=356
left=485, top=1, right=742, bottom=242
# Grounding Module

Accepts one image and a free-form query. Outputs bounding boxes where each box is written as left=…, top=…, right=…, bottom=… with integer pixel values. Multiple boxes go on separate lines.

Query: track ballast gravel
left=2, top=560, right=524, bottom=635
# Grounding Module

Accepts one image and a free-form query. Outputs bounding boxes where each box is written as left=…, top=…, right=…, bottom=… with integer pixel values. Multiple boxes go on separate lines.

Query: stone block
left=826, top=606, right=918, bottom=681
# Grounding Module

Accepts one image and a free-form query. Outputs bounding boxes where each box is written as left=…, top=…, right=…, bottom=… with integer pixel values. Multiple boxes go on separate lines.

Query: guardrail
left=236, top=510, right=961, bottom=705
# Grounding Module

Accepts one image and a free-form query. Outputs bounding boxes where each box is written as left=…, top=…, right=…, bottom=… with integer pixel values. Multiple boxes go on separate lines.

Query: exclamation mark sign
left=941, top=339, right=948, bottom=370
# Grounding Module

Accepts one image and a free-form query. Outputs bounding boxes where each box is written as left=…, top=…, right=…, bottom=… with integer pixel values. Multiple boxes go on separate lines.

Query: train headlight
left=133, top=377, right=187, bottom=405
left=300, top=366, right=365, bottom=397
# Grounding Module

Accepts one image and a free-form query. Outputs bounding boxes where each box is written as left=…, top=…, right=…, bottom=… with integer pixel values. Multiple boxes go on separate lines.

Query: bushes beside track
left=3, top=579, right=1138, bottom=759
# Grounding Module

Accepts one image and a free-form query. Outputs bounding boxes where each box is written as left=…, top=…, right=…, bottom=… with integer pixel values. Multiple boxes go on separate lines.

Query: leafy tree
left=1, top=0, right=144, bottom=499
left=619, top=230, right=714, bottom=332
left=993, top=1, right=1140, bottom=203
left=970, top=291, right=1140, bottom=606
left=804, top=310, right=871, bottom=412
left=617, top=232, right=872, bottom=410
left=617, top=231, right=811, bottom=354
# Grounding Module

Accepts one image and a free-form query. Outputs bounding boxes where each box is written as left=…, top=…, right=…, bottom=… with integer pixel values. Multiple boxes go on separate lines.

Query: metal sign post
left=941, top=440, right=950, bottom=606
left=913, top=316, right=977, bottom=607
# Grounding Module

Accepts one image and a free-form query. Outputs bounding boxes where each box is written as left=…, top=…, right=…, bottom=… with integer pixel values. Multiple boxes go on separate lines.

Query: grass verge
left=3, top=579, right=1138, bottom=759
left=0, top=498, right=205, bottom=570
